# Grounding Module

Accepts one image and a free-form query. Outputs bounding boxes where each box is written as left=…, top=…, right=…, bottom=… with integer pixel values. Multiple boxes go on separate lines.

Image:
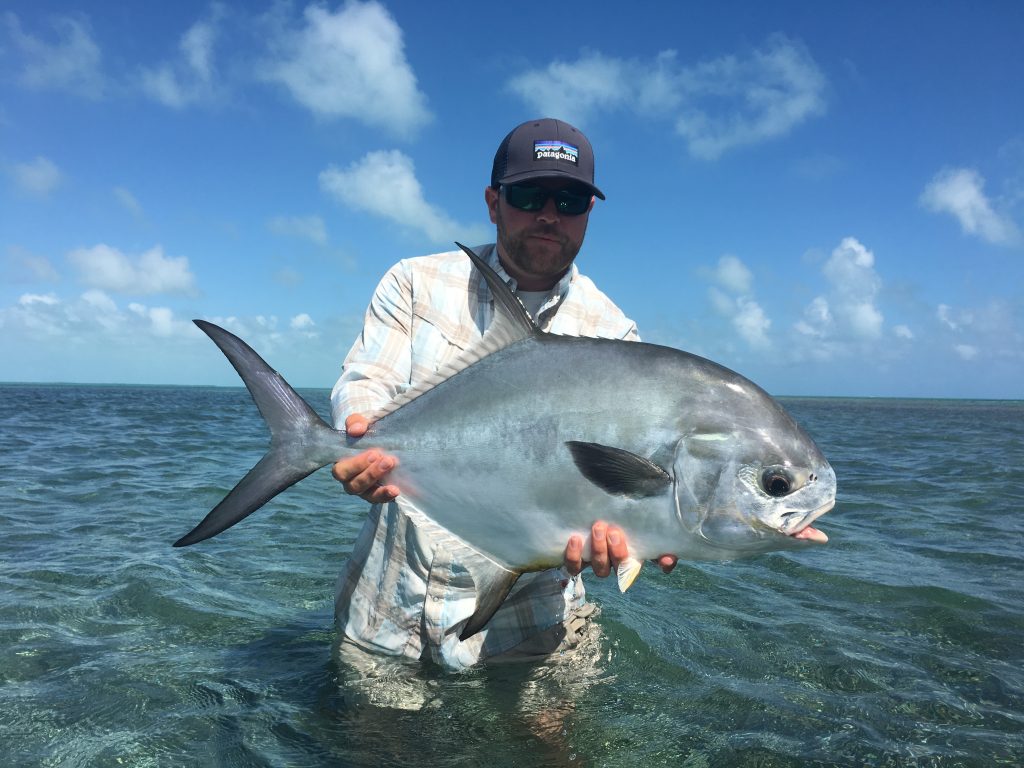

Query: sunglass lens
left=556, top=191, right=590, bottom=215
left=504, top=185, right=545, bottom=211
left=503, top=185, right=590, bottom=215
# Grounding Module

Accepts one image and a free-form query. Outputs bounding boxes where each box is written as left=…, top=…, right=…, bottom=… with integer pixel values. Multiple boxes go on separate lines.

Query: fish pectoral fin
left=459, top=568, right=522, bottom=641
left=565, top=441, right=672, bottom=498
left=616, top=557, right=644, bottom=593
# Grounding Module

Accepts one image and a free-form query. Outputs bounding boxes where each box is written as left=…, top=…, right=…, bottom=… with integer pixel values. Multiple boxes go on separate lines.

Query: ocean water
left=1, top=383, right=1022, bottom=767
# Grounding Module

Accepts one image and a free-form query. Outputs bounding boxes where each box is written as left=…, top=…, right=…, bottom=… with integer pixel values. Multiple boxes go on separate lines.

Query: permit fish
left=176, top=243, right=836, bottom=639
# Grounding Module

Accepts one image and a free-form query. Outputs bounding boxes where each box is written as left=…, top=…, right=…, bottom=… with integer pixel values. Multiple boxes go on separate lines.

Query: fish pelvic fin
left=616, top=557, right=644, bottom=593
left=459, top=567, right=522, bottom=641
left=174, top=321, right=343, bottom=547
left=565, top=441, right=672, bottom=499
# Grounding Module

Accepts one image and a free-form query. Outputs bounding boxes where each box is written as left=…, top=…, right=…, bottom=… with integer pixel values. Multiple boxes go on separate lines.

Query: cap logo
left=534, top=140, right=578, bottom=165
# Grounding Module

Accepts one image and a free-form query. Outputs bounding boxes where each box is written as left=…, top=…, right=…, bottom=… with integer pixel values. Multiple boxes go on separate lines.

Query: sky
left=2, top=1, right=1022, bottom=398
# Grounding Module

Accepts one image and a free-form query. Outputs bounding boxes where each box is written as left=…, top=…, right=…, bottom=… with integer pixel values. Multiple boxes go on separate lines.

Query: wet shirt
left=330, top=244, right=639, bottom=668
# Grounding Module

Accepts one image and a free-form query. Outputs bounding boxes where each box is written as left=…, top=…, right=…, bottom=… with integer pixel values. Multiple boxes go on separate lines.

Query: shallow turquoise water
left=1, top=385, right=1022, bottom=766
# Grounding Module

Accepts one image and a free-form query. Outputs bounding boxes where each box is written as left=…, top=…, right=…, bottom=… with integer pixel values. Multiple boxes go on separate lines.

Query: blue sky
left=2, top=1, right=1022, bottom=398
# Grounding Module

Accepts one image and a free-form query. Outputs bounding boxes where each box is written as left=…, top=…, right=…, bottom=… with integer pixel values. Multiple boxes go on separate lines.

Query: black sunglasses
left=501, top=184, right=592, bottom=216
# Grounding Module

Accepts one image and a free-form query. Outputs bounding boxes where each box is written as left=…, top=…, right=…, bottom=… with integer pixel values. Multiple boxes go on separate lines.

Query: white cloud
left=712, top=254, right=753, bottom=294
left=894, top=324, right=914, bottom=340
left=954, top=344, right=978, bottom=361
left=114, top=186, right=144, bottom=218
left=790, top=237, right=889, bottom=361
left=4, top=246, right=60, bottom=283
left=507, top=52, right=633, bottom=125
left=506, top=35, right=826, bottom=159
left=733, top=297, right=771, bottom=347
left=68, top=244, right=197, bottom=296
left=19, top=292, right=59, bottom=307
left=937, top=303, right=971, bottom=331
left=795, top=296, right=832, bottom=338
left=260, top=1, right=430, bottom=136
left=708, top=286, right=735, bottom=316
left=5, top=293, right=65, bottom=337
left=11, top=156, right=63, bottom=197
left=819, top=237, right=884, bottom=339
left=1, top=290, right=189, bottom=340
left=920, top=167, right=1020, bottom=246
left=705, top=254, right=771, bottom=348
left=845, top=301, right=884, bottom=339
left=140, top=11, right=222, bottom=108
left=674, top=36, right=827, bottom=159
left=320, top=150, right=488, bottom=244
left=933, top=300, right=1021, bottom=364
left=2, top=12, right=105, bottom=98
left=290, top=313, right=318, bottom=338
left=129, top=302, right=181, bottom=337
left=290, top=313, right=314, bottom=330
left=268, top=215, right=328, bottom=245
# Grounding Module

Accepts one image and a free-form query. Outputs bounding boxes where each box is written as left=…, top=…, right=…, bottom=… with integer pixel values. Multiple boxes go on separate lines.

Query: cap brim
left=497, top=169, right=605, bottom=200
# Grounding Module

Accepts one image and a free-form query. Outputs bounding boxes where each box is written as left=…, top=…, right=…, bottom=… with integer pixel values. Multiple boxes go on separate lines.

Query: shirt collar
left=478, top=242, right=578, bottom=302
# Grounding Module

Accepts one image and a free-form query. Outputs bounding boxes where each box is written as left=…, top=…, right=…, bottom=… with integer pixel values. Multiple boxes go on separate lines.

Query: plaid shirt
left=331, top=244, right=639, bottom=668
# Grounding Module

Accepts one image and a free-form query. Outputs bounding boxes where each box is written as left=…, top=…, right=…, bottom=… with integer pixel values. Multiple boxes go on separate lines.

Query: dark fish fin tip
left=458, top=570, right=522, bottom=641
left=454, top=242, right=538, bottom=335
left=174, top=321, right=338, bottom=546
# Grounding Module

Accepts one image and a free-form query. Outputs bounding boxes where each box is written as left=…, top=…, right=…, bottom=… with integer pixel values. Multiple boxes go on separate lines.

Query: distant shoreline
left=2, top=380, right=1020, bottom=404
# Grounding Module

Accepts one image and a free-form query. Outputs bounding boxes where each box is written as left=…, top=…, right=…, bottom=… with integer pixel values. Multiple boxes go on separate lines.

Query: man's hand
left=563, top=521, right=678, bottom=577
left=331, top=414, right=400, bottom=504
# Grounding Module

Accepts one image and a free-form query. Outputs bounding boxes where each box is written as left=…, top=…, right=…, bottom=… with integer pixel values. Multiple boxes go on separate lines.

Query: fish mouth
left=784, top=500, right=834, bottom=544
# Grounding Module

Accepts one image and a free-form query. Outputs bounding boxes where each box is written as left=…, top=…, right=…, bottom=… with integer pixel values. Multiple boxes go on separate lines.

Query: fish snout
left=782, top=499, right=834, bottom=542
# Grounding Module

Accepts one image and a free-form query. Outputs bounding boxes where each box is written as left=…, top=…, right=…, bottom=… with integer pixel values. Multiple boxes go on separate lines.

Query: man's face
left=485, top=179, right=595, bottom=291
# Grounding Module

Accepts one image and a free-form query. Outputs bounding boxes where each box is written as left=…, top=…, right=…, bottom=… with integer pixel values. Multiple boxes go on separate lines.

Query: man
left=330, top=118, right=675, bottom=669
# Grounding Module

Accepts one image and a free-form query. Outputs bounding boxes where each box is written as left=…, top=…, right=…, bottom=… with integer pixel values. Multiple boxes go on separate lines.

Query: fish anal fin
left=459, top=569, right=522, bottom=641
left=566, top=441, right=672, bottom=499
left=616, top=557, right=644, bottom=593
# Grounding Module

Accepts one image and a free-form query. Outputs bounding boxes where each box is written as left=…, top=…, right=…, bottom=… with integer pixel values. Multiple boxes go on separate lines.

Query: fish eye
left=761, top=468, right=793, bottom=497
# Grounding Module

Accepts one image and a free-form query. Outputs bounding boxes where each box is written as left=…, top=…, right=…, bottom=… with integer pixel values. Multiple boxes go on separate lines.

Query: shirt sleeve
left=330, top=262, right=415, bottom=428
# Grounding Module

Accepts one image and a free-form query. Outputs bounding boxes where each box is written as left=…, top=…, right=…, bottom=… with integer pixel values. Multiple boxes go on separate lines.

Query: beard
left=495, top=206, right=584, bottom=284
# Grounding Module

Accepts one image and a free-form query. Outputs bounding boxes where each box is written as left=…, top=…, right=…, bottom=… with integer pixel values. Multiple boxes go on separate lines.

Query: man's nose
left=536, top=196, right=561, bottom=223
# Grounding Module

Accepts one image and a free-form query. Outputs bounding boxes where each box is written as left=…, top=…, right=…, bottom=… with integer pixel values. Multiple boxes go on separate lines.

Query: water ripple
left=2, top=386, right=1023, bottom=766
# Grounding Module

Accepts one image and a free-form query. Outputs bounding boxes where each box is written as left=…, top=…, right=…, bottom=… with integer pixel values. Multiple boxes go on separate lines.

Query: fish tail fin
left=173, top=320, right=343, bottom=547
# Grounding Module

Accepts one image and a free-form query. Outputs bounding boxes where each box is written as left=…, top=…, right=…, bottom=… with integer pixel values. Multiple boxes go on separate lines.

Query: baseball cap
left=490, top=118, right=605, bottom=200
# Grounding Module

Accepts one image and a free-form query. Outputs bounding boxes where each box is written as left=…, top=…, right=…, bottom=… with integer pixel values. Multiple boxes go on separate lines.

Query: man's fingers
left=344, top=413, right=370, bottom=438
left=589, top=521, right=610, bottom=577
left=362, top=483, right=400, bottom=504
left=332, top=450, right=399, bottom=501
left=331, top=450, right=377, bottom=484
left=563, top=534, right=584, bottom=577
left=349, top=455, right=395, bottom=495
left=656, top=554, right=678, bottom=574
left=606, top=525, right=628, bottom=565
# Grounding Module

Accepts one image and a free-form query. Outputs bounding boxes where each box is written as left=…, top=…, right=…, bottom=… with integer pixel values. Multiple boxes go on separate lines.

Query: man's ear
left=484, top=186, right=500, bottom=225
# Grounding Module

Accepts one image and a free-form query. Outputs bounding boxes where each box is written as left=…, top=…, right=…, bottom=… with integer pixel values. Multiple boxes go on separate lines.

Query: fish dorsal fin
left=455, top=241, right=538, bottom=339
left=367, top=242, right=540, bottom=422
